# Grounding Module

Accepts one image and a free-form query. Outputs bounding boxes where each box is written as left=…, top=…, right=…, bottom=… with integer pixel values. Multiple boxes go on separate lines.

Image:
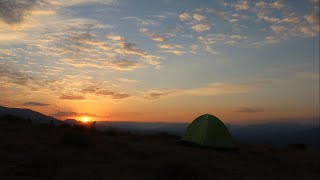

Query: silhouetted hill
left=0, top=106, right=62, bottom=125
left=63, top=119, right=80, bottom=126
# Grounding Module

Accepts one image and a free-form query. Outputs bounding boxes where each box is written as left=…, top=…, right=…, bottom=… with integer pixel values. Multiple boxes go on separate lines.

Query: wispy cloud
left=140, top=28, right=168, bottom=42
left=60, top=94, right=86, bottom=101
left=191, top=23, right=210, bottom=32
left=34, top=22, right=161, bottom=71
left=158, top=43, right=185, bottom=56
left=0, top=0, right=43, bottom=24
left=0, top=63, right=33, bottom=85
left=23, top=102, right=50, bottom=106
left=179, top=12, right=191, bottom=21
left=82, top=86, right=131, bottom=99
left=117, top=78, right=138, bottom=83
left=270, top=0, right=285, bottom=10
left=193, top=14, right=206, bottom=21
left=234, top=1, right=250, bottom=11
left=143, top=81, right=271, bottom=100
left=51, top=111, right=107, bottom=119
left=123, top=16, right=157, bottom=26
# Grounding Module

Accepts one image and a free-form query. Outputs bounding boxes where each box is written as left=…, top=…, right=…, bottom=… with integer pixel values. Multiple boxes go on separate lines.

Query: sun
left=81, top=117, right=90, bottom=122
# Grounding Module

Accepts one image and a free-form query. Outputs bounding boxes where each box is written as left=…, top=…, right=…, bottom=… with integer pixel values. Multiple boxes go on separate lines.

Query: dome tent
left=182, top=114, right=235, bottom=148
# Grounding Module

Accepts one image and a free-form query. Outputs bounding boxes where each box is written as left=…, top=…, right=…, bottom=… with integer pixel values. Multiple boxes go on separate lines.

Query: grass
left=0, top=115, right=319, bottom=180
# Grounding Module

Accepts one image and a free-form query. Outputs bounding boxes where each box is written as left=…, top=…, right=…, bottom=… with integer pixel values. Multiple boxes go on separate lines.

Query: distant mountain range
left=0, top=106, right=62, bottom=125
left=0, top=105, right=319, bottom=147
left=95, top=121, right=320, bottom=147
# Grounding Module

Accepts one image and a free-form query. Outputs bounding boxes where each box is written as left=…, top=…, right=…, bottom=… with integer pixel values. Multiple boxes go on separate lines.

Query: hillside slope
left=0, top=116, right=319, bottom=180
left=0, top=106, right=61, bottom=125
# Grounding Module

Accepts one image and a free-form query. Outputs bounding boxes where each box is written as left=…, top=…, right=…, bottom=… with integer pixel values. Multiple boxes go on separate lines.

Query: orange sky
left=0, top=0, right=319, bottom=124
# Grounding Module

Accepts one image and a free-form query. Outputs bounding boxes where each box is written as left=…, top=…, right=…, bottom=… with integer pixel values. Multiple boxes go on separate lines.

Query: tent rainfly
left=182, top=114, right=235, bottom=148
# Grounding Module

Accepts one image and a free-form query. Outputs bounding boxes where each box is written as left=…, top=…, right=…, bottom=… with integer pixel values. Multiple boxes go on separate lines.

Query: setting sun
left=81, top=117, right=90, bottom=122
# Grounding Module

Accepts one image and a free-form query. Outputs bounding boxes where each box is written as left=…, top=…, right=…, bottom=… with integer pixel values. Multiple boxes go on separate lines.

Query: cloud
left=60, top=94, right=86, bottom=100
left=35, top=22, right=161, bottom=71
left=30, top=9, right=55, bottom=15
left=58, top=0, right=118, bottom=6
left=123, top=16, right=157, bottom=26
left=305, top=13, right=319, bottom=25
left=0, top=64, right=33, bottom=85
left=179, top=12, right=191, bottom=21
left=82, top=86, right=131, bottom=99
left=118, top=42, right=145, bottom=56
left=158, top=43, right=185, bottom=56
left=191, top=23, right=210, bottom=32
left=235, top=107, right=264, bottom=113
left=102, top=92, right=131, bottom=99
left=117, top=78, right=138, bottom=83
left=108, top=60, right=142, bottom=71
left=270, top=25, right=287, bottom=33
left=51, top=111, right=104, bottom=118
left=197, top=35, right=219, bottom=54
left=255, top=1, right=268, bottom=9
left=23, top=102, right=50, bottom=106
left=182, top=82, right=258, bottom=96
left=190, top=45, right=199, bottom=53
left=270, top=0, right=285, bottom=9
left=193, top=14, right=206, bottom=21
left=253, top=36, right=281, bottom=47
left=158, top=44, right=183, bottom=50
left=144, top=81, right=268, bottom=100
left=0, top=32, right=26, bottom=42
left=234, top=1, right=250, bottom=11
left=140, top=28, right=167, bottom=42
left=145, top=91, right=173, bottom=100
left=0, top=0, right=43, bottom=24
left=106, top=35, right=124, bottom=41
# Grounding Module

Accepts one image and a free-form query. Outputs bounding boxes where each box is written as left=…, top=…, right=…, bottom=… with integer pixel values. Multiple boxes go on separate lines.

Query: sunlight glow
left=81, top=117, right=90, bottom=122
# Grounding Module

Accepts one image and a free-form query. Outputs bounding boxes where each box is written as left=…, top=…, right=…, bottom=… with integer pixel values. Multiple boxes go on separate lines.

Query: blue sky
left=0, top=0, right=319, bottom=123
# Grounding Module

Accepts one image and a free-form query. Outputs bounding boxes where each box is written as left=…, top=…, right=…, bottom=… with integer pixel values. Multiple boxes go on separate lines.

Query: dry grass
left=0, top=116, right=319, bottom=180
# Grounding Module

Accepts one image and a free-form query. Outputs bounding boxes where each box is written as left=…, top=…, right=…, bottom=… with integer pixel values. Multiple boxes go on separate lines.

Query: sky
left=0, top=0, right=319, bottom=124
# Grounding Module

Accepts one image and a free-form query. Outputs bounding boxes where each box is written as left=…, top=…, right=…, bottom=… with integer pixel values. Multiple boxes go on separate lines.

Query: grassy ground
left=0, top=117, right=319, bottom=180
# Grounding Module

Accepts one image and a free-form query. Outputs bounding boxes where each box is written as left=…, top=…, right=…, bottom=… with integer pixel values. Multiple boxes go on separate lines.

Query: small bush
left=59, top=132, right=90, bottom=148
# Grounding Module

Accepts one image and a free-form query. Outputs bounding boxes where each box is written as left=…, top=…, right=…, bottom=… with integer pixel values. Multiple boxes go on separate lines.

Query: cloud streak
left=140, top=28, right=168, bottom=42
left=0, top=0, right=43, bottom=24
left=82, top=86, right=131, bottom=99
left=51, top=111, right=107, bottom=119
left=23, top=102, right=50, bottom=106
left=60, top=94, right=86, bottom=101
left=144, top=81, right=270, bottom=100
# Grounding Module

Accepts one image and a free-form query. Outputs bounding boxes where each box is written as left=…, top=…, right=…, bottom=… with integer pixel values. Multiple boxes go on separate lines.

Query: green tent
left=182, top=114, right=235, bottom=148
